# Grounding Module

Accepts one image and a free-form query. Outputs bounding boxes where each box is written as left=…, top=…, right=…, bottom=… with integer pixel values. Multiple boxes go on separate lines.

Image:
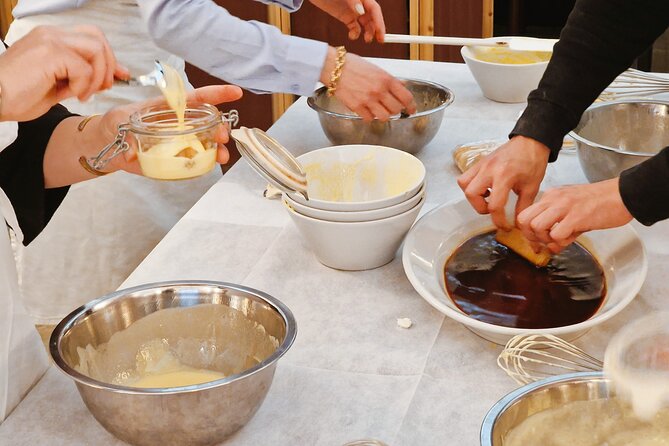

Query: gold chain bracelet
left=327, top=46, right=347, bottom=97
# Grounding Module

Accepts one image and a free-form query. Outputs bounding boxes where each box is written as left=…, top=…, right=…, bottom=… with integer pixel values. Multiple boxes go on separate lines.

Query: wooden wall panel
left=290, top=0, right=410, bottom=60
left=1, top=0, right=18, bottom=39
left=433, top=0, right=485, bottom=63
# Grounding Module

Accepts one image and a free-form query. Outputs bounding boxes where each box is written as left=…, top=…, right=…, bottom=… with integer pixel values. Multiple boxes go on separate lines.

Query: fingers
left=72, top=25, right=116, bottom=90
left=217, top=144, right=230, bottom=164
left=213, top=122, right=230, bottom=144
left=514, top=187, right=538, bottom=222
left=487, top=181, right=513, bottom=230
left=139, top=85, right=244, bottom=111
left=367, top=102, right=391, bottom=121
left=186, top=85, right=243, bottom=105
left=363, top=0, right=386, bottom=42
left=391, top=80, right=417, bottom=114
left=516, top=201, right=547, bottom=242
left=54, top=48, right=95, bottom=101
left=380, top=94, right=404, bottom=118
left=60, top=26, right=119, bottom=100
left=462, top=171, right=491, bottom=215
left=347, top=21, right=362, bottom=40
left=528, top=206, right=565, bottom=244
left=550, top=218, right=578, bottom=244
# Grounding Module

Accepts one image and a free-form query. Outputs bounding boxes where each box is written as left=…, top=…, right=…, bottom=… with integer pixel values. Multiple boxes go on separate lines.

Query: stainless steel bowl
left=570, top=100, right=669, bottom=182
left=50, top=281, right=297, bottom=446
left=307, top=79, right=454, bottom=154
left=481, top=372, right=610, bottom=446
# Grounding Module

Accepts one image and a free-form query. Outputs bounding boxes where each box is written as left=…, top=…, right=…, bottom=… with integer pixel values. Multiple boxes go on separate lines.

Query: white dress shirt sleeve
left=137, top=0, right=329, bottom=96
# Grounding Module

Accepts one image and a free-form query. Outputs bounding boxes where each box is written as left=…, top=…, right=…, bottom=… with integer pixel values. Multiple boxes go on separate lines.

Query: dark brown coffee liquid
left=444, top=231, right=606, bottom=329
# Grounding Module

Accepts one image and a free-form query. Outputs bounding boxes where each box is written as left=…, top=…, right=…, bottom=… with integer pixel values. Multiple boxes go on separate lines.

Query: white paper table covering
left=2, top=60, right=669, bottom=446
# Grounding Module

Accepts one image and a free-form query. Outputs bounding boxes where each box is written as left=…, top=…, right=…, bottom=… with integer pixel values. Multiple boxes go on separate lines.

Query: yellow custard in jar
left=135, top=63, right=217, bottom=180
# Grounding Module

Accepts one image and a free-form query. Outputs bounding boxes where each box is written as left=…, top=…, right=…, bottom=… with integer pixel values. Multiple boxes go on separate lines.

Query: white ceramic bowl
left=461, top=44, right=549, bottom=103
left=283, top=183, right=425, bottom=223
left=287, top=144, right=426, bottom=211
left=402, top=198, right=647, bottom=344
left=287, top=195, right=425, bottom=271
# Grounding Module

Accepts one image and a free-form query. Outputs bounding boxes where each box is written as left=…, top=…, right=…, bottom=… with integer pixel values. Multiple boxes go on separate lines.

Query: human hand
left=0, top=25, right=128, bottom=122
left=516, top=178, right=633, bottom=253
left=309, top=0, right=385, bottom=42
left=98, top=85, right=243, bottom=174
left=321, top=49, right=416, bottom=121
left=457, top=135, right=550, bottom=230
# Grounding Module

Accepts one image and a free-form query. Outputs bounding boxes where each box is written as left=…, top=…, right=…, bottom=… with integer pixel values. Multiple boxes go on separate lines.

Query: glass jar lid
left=231, top=127, right=308, bottom=199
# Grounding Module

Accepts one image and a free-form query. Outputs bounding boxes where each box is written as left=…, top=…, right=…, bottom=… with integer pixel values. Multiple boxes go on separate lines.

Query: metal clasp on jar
left=79, top=109, right=241, bottom=176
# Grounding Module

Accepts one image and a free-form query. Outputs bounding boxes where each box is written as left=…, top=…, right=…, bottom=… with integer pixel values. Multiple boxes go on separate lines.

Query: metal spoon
left=114, top=60, right=166, bottom=88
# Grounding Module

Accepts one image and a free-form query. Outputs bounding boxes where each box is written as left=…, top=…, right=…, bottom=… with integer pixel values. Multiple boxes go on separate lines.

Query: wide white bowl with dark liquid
left=402, top=198, right=647, bottom=344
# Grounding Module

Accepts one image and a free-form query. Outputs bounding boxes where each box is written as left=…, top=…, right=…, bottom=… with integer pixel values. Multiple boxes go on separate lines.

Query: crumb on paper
left=263, top=184, right=282, bottom=199
left=397, top=318, right=413, bottom=329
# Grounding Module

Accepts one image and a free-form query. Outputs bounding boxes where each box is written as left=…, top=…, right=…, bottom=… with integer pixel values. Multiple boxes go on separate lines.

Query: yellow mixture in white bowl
left=472, top=46, right=551, bottom=64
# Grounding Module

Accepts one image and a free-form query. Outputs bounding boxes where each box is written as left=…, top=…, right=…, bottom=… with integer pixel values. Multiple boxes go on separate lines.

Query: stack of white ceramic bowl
left=283, top=144, right=426, bottom=271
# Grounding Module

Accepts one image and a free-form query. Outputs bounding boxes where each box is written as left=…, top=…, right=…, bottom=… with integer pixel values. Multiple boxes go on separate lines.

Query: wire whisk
left=498, top=334, right=603, bottom=385
left=599, top=68, right=669, bottom=102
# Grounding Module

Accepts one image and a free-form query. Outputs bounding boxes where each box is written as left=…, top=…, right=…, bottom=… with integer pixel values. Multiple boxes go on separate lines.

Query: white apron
left=0, top=53, right=49, bottom=420
left=5, top=0, right=222, bottom=323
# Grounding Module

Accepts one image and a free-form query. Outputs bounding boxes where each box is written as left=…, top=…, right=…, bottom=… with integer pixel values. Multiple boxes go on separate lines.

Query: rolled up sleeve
left=138, top=0, right=328, bottom=96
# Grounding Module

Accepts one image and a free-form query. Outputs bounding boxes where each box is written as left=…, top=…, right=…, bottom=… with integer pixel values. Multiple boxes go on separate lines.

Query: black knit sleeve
left=510, top=0, right=669, bottom=161
left=0, top=104, right=75, bottom=245
left=619, top=147, right=669, bottom=226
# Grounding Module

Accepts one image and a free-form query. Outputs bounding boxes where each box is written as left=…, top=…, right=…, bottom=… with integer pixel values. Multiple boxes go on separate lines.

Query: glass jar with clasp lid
left=80, top=103, right=239, bottom=180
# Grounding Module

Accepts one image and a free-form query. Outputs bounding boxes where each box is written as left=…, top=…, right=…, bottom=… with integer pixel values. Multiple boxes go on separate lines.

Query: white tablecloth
left=2, top=59, right=668, bottom=446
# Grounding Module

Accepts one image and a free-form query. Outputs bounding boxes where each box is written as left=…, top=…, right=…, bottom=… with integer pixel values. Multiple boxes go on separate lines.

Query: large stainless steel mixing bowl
left=480, top=372, right=609, bottom=445
left=570, top=100, right=669, bottom=182
left=307, top=79, right=454, bottom=154
left=50, top=281, right=297, bottom=446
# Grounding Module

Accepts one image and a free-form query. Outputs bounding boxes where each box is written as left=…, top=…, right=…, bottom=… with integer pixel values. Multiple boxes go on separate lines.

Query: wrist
left=510, top=135, right=551, bottom=163
left=319, top=46, right=337, bottom=85
left=612, top=177, right=633, bottom=222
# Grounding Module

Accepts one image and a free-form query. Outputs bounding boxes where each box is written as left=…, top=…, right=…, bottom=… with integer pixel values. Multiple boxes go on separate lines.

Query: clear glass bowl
left=129, top=103, right=221, bottom=180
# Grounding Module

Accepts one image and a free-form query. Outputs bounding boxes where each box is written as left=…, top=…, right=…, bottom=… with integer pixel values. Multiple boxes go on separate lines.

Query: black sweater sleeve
left=510, top=0, right=669, bottom=161
left=0, top=104, right=74, bottom=245
left=619, top=148, right=669, bottom=226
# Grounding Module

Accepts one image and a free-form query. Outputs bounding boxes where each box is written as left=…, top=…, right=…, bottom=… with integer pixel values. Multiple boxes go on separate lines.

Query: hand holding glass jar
left=43, top=85, right=243, bottom=188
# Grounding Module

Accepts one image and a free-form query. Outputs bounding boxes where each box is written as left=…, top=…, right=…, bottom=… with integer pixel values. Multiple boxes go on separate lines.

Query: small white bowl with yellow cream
left=281, top=144, right=426, bottom=270
left=287, top=144, right=425, bottom=211
left=461, top=41, right=551, bottom=103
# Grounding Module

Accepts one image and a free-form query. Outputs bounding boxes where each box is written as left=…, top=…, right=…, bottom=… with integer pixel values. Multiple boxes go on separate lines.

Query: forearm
left=43, top=116, right=120, bottom=188
left=619, top=148, right=669, bottom=226
left=137, top=0, right=328, bottom=96
left=511, top=0, right=669, bottom=160
left=0, top=104, right=73, bottom=244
